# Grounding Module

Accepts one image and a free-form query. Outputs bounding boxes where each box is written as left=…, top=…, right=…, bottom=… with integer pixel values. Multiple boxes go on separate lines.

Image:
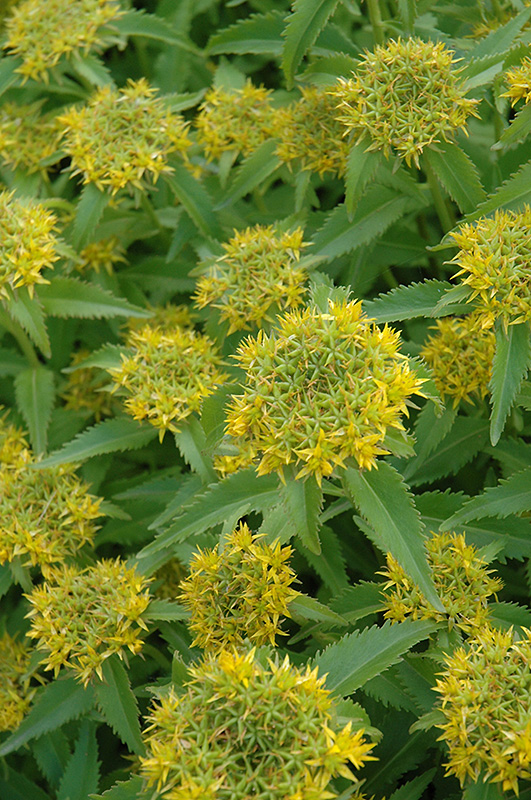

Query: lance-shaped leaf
left=363, top=280, right=459, bottom=323
left=281, top=0, right=340, bottom=88
left=402, top=404, right=457, bottom=482
left=14, top=366, right=55, bottom=454
left=280, top=473, right=323, bottom=554
left=208, top=10, right=285, bottom=56
left=109, top=9, right=187, bottom=45
left=489, top=322, right=531, bottom=445
left=71, top=183, right=110, bottom=250
left=36, top=278, right=150, bottom=320
left=461, top=157, right=531, bottom=225
left=422, top=142, right=485, bottom=214
left=466, top=5, right=531, bottom=61
left=164, top=164, right=223, bottom=240
left=440, top=466, right=531, bottom=529
left=90, top=776, right=144, bottom=800
left=0, top=56, right=22, bottom=99
left=0, top=769, right=51, bottom=800
left=0, top=347, right=27, bottom=376
left=174, top=416, right=217, bottom=485
left=5, top=289, right=50, bottom=357
left=493, top=102, right=531, bottom=152
left=214, top=139, right=281, bottom=209
left=342, top=462, right=443, bottom=611
left=388, top=770, right=436, bottom=800
left=289, top=594, right=347, bottom=626
left=312, top=619, right=437, bottom=696
left=94, top=657, right=145, bottom=755
left=57, top=721, right=100, bottom=800
left=345, top=140, right=383, bottom=216
left=330, top=582, right=385, bottom=623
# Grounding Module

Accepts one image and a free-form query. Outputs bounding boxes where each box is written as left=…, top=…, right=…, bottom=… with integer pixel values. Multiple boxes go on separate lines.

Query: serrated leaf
left=0, top=346, right=28, bottom=376
left=289, top=594, right=347, bottom=626
left=174, top=416, right=217, bottom=484
left=466, top=6, right=531, bottom=61
left=144, top=599, right=190, bottom=621
left=14, top=366, right=55, bottom=454
left=109, top=9, right=186, bottom=45
left=343, top=462, right=443, bottom=611
left=57, top=721, right=99, bottom=800
left=36, top=417, right=158, bottom=468
left=312, top=619, right=437, bottom=696
left=32, top=730, right=71, bottom=787
left=0, top=676, right=95, bottom=757
left=164, top=164, right=223, bottom=240
left=489, top=601, right=531, bottom=631
left=298, top=525, right=348, bottom=593
left=71, top=183, right=110, bottom=250
left=345, top=141, right=383, bottom=216
left=463, top=779, right=504, bottom=800
left=0, top=56, right=22, bottom=98
left=208, top=10, right=285, bottom=56
left=330, top=582, right=384, bottom=622
left=440, top=466, right=531, bottom=528
left=95, top=657, right=145, bottom=755
left=402, top=404, right=457, bottom=482
left=214, top=139, right=281, bottom=209
left=363, top=280, right=456, bottom=323
left=388, top=770, right=435, bottom=800
left=0, top=769, right=51, bottom=800
left=62, top=343, right=124, bottom=373
left=489, top=322, right=531, bottom=446
left=422, top=142, right=485, bottom=214
left=90, top=776, right=144, bottom=800
left=281, top=0, right=339, bottom=88
left=461, top=157, right=531, bottom=225
left=484, top=439, right=531, bottom=475
left=493, top=101, right=531, bottom=151
left=37, top=278, right=150, bottom=320
left=6, top=289, right=50, bottom=357
left=281, top=474, right=323, bottom=554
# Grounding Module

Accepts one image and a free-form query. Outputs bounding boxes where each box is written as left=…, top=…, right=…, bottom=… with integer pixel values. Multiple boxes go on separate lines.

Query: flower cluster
left=0, top=102, right=62, bottom=174
left=380, top=532, right=502, bottom=633
left=503, top=56, right=531, bottom=105
left=107, top=322, right=227, bottom=437
left=450, top=208, right=531, bottom=328
left=140, top=648, right=376, bottom=800
left=61, top=349, right=117, bottom=420
left=26, top=558, right=152, bottom=686
left=0, top=190, right=59, bottom=298
left=275, top=85, right=350, bottom=177
left=420, top=314, right=495, bottom=406
left=0, top=634, right=35, bottom=732
left=331, top=37, right=477, bottom=167
left=194, top=81, right=276, bottom=160
left=226, top=300, right=423, bottom=482
left=3, top=0, right=123, bottom=83
left=0, top=424, right=102, bottom=573
left=435, top=627, right=531, bottom=794
left=179, top=523, right=299, bottom=652
left=194, top=225, right=309, bottom=333
left=58, top=78, right=191, bottom=193
left=77, top=236, right=127, bottom=275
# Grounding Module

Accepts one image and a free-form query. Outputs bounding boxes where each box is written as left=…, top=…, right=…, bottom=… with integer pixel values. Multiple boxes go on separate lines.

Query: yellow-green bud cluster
left=194, top=81, right=276, bottom=160
left=153, top=558, right=186, bottom=601
left=58, top=78, right=191, bottom=194
left=3, top=0, right=123, bottom=83
left=0, top=102, right=62, bottom=174
left=226, top=300, right=423, bottom=482
left=0, top=633, right=35, bottom=732
left=275, top=86, right=350, bottom=177
left=331, top=37, right=477, bottom=167
left=77, top=236, right=127, bottom=275
left=26, top=558, right=152, bottom=686
left=140, top=648, right=376, bottom=800
left=435, top=627, right=531, bottom=794
left=194, top=225, right=308, bottom=333
left=179, top=523, right=299, bottom=652
left=450, top=208, right=531, bottom=328
left=0, top=424, right=102, bottom=573
left=420, top=314, right=495, bottom=407
left=0, top=190, right=59, bottom=298
left=503, top=56, right=531, bottom=105
left=61, top=349, right=118, bottom=420
left=380, top=532, right=502, bottom=634
left=107, top=322, right=227, bottom=438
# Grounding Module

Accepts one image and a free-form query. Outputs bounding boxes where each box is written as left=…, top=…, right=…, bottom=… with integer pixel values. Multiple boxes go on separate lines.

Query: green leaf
left=489, top=601, right=531, bottom=632
left=6, top=289, right=50, bottom=357
left=214, top=139, right=281, bottom=209
left=32, top=730, right=71, bottom=787
left=144, top=599, right=190, bottom=621
left=14, top=366, right=55, bottom=454
left=36, top=417, right=158, bottom=468
left=462, top=157, right=531, bottom=225
left=342, top=462, right=443, bottom=611
left=440, top=466, right=531, bottom=528
left=493, top=101, right=531, bottom=152
left=289, top=593, right=347, bottom=626
left=57, top=721, right=99, bottom=800
left=463, top=778, right=504, bottom=800
left=330, top=582, right=385, bottom=623
left=312, top=619, right=437, bottom=696
left=164, top=164, right=223, bottom=240
left=90, top=776, right=144, bottom=800
left=466, top=6, right=531, bottom=61
left=71, top=183, right=110, bottom=250
left=62, top=343, right=124, bottom=372
left=0, top=347, right=28, bottom=376
left=0, top=769, right=51, bottom=800
left=208, top=10, right=285, bottom=56
left=298, top=525, right=349, bottom=593
left=422, top=142, right=485, bottom=214
left=489, top=322, right=531, bottom=446
left=37, top=278, right=150, bottom=320
left=363, top=280, right=458, bottom=323
left=345, top=141, right=383, bottom=216
left=95, top=657, right=145, bottom=755
left=281, top=474, right=323, bottom=554
left=402, top=404, right=457, bottom=482
left=0, top=57, right=22, bottom=99
left=281, top=0, right=340, bottom=89
left=0, top=676, right=95, bottom=757
left=109, top=9, right=187, bottom=45
left=174, top=416, right=217, bottom=484
left=388, top=770, right=436, bottom=800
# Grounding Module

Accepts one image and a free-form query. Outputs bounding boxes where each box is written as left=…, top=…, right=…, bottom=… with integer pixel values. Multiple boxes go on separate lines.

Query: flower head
left=107, top=323, right=227, bottom=438
left=275, top=86, right=350, bottom=177
left=3, top=0, right=123, bottom=83
left=380, top=532, right=502, bottom=634
left=26, top=558, right=152, bottom=685
left=179, top=522, right=299, bottom=652
left=0, top=102, right=62, bottom=174
left=77, top=236, right=127, bottom=275
left=0, top=634, right=36, bottom=731
left=61, top=349, right=118, bottom=420
left=226, top=300, right=423, bottom=483
left=331, top=37, right=478, bottom=167
left=194, top=225, right=309, bottom=333
left=194, top=81, right=276, bottom=160
left=449, top=208, right=531, bottom=328
left=140, top=648, right=376, bottom=800
left=435, top=627, right=531, bottom=794
left=58, top=78, right=191, bottom=193
left=0, top=190, right=59, bottom=298
left=503, top=56, right=531, bottom=105
left=420, top=313, right=495, bottom=406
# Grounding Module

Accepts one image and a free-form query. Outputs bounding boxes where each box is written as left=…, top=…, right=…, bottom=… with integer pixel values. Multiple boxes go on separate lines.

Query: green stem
left=423, top=159, right=455, bottom=234
left=366, top=0, right=385, bottom=44
left=0, top=305, right=39, bottom=366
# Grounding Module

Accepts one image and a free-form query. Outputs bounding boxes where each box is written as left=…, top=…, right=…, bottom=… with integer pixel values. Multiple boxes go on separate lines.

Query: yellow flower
left=0, top=634, right=36, bottom=732
left=140, top=648, right=376, bottom=800
left=503, top=56, right=531, bottom=105
left=194, top=225, right=308, bottom=333
left=179, top=522, right=299, bottom=652
left=420, top=313, right=495, bottom=406
left=0, top=102, right=62, bottom=174
left=3, top=0, right=123, bottom=83
left=58, top=78, right=191, bottom=193
left=380, top=531, right=502, bottom=633
left=77, top=236, right=127, bottom=275
left=26, top=558, right=152, bottom=686
left=226, top=299, right=424, bottom=483
left=331, top=37, right=478, bottom=168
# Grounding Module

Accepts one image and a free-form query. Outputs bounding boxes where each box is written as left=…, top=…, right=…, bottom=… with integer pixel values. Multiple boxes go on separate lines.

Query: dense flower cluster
left=0, top=634, right=35, bottom=732
left=503, top=56, right=531, bottom=105
left=0, top=190, right=59, bottom=298
left=380, top=532, right=502, bottom=633
left=3, top=0, right=123, bottom=82
left=58, top=79, right=191, bottom=193
left=450, top=208, right=531, bottom=328
left=420, top=314, right=495, bottom=406
left=331, top=37, right=477, bottom=167
left=435, top=627, right=531, bottom=793
left=26, top=558, right=152, bottom=686
left=77, top=236, right=127, bottom=275
left=226, top=300, right=423, bottom=482
left=194, top=225, right=308, bottom=333
left=140, top=648, right=375, bottom=800
left=61, top=349, right=117, bottom=420
left=179, top=523, right=299, bottom=651
left=0, top=102, right=62, bottom=174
